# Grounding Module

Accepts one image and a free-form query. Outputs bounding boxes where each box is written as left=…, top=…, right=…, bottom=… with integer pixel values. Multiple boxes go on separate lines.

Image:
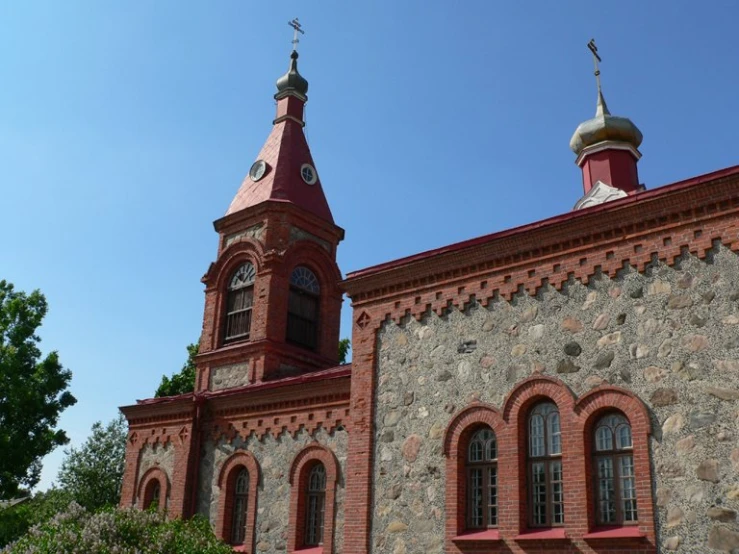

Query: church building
left=120, top=36, right=739, bottom=554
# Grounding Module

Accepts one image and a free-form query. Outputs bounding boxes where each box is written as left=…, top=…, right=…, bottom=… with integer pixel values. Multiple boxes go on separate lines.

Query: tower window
left=593, top=413, right=637, bottom=525
left=224, top=263, right=256, bottom=342
left=528, top=402, right=564, bottom=527
left=466, top=427, right=498, bottom=529
left=287, top=266, right=320, bottom=350
left=305, top=463, right=326, bottom=546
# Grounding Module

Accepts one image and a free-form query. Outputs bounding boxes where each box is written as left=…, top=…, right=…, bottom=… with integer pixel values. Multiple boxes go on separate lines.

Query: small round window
left=301, top=163, right=317, bottom=185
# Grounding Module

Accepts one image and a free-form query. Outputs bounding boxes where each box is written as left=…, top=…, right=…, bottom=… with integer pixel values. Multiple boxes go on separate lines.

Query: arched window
left=230, top=468, right=250, bottom=545
left=287, top=266, right=320, bottom=350
left=305, top=463, right=326, bottom=546
left=467, top=427, right=498, bottom=529
left=593, top=413, right=637, bottom=525
left=528, top=402, right=563, bottom=527
left=224, top=263, right=256, bottom=342
left=144, top=480, right=160, bottom=510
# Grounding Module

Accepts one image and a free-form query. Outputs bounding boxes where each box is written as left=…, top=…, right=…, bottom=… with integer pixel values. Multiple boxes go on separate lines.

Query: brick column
left=343, top=317, right=379, bottom=553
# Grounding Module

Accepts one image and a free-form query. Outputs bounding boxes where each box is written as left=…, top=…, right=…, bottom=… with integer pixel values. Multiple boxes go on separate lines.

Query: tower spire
left=587, top=39, right=610, bottom=117
left=570, top=40, right=644, bottom=205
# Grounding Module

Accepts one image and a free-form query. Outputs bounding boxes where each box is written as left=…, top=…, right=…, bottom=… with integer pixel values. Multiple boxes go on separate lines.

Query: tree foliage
left=1, top=503, right=233, bottom=554
left=56, top=416, right=127, bottom=512
left=338, top=338, right=351, bottom=364
left=0, top=280, right=76, bottom=499
left=155, top=342, right=198, bottom=397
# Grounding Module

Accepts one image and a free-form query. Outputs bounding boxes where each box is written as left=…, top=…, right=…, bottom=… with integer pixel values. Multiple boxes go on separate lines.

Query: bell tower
left=195, top=29, right=344, bottom=391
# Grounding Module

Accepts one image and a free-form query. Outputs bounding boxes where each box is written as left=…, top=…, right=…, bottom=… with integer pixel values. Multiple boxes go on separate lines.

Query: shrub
left=2, top=503, right=232, bottom=554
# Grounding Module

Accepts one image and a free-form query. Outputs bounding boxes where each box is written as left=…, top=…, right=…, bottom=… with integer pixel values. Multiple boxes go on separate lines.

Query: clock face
left=249, top=160, right=267, bottom=182
left=300, top=163, right=317, bottom=185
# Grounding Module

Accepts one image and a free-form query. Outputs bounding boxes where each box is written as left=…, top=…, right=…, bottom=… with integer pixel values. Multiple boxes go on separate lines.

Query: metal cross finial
left=288, top=18, right=304, bottom=51
left=587, top=39, right=603, bottom=94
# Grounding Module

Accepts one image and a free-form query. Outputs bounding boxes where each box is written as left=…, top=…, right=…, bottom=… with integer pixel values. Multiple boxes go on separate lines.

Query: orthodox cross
left=587, top=39, right=603, bottom=94
left=288, top=18, right=304, bottom=51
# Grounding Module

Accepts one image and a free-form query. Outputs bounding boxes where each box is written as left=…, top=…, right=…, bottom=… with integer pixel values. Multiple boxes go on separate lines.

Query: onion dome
left=275, top=51, right=309, bottom=98
left=569, top=89, right=643, bottom=156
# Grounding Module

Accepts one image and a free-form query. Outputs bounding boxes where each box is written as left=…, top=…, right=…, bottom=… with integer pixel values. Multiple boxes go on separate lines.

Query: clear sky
left=2, top=1, right=737, bottom=491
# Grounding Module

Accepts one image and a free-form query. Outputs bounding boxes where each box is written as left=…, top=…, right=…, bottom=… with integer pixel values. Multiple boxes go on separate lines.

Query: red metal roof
left=346, top=165, right=739, bottom=280
left=225, top=118, right=334, bottom=224
left=135, top=364, right=351, bottom=406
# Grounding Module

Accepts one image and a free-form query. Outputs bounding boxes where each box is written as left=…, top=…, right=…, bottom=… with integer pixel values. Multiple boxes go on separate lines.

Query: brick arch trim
left=501, top=375, right=577, bottom=422
left=576, top=385, right=656, bottom=537
left=283, top=240, right=342, bottom=295
left=576, top=384, right=651, bottom=434
left=137, top=466, right=169, bottom=512
left=208, top=240, right=265, bottom=292
left=287, top=444, right=340, bottom=553
left=442, top=402, right=507, bottom=544
left=215, top=451, right=260, bottom=550
left=443, top=402, right=504, bottom=457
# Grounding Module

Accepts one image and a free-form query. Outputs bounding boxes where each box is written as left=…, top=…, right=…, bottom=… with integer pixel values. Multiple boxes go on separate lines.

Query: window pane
left=597, top=457, right=616, bottom=523
left=617, top=424, right=633, bottom=450
left=488, top=466, right=498, bottom=526
left=532, top=462, right=547, bottom=526
left=550, top=461, right=564, bottom=524
left=595, top=426, right=613, bottom=451
left=469, top=468, right=483, bottom=528
left=548, top=412, right=562, bottom=455
left=529, top=415, right=545, bottom=457
left=290, top=266, right=320, bottom=294
left=620, top=456, right=638, bottom=521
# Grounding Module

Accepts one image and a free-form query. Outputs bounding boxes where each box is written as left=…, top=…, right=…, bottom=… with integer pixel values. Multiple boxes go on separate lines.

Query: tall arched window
left=230, top=468, right=250, bottom=545
left=224, top=263, right=256, bottom=342
left=467, top=427, right=498, bottom=529
left=287, top=266, right=320, bottom=350
left=305, top=463, right=326, bottom=546
left=528, top=402, right=563, bottom=527
left=593, top=413, right=637, bottom=525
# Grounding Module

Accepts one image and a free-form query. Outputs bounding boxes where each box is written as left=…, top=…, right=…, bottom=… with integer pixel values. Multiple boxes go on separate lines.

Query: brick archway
left=288, top=444, right=340, bottom=553
left=137, top=466, right=169, bottom=512
left=215, top=451, right=260, bottom=551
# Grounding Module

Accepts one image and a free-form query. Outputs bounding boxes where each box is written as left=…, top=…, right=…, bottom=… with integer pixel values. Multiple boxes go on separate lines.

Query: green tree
left=338, top=338, right=351, bottom=364
left=56, top=416, right=127, bottom=512
left=155, top=342, right=198, bottom=397
left=0, top=280, right=76, bottom=499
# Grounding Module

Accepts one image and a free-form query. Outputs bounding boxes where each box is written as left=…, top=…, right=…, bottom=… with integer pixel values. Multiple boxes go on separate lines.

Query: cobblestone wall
left=197, top=427, right=347, bottom=553
left=372, top=247, right=739, bottom=553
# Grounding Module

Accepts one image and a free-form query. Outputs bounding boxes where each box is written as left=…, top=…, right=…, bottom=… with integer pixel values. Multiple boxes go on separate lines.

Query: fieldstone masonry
left=197, top=428, right=347, bottom=554
left=372, top=247, right=739, bottom=553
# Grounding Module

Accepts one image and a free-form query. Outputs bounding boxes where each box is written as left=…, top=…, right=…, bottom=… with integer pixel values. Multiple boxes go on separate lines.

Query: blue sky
left=1, top=1, right=737, bottom=491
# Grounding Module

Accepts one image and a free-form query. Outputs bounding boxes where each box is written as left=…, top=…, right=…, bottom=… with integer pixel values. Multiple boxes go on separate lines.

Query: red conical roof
left=226, top=116, right=334, bottom=223
left=226, top=52, right=334, bottom=223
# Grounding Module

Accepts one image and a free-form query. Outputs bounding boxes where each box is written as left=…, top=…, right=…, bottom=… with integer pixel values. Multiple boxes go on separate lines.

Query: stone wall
left=197, top=427, right=347, bottom=553
left=372, top=247, right=739, bottom=553
left=136, top=442, right=175, bottom=505
left=209, top=361, right=250, bottom=390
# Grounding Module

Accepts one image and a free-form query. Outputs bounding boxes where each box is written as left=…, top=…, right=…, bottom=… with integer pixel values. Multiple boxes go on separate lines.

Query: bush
left=0, top=490, right=74, bottom=548
left=1, top=503, right=232, bottom=554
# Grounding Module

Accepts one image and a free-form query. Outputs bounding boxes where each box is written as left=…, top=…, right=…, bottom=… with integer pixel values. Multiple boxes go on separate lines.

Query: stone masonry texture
left=197, top=427, right=347, bottom=554
left=371, top=246, right=739, bottom=553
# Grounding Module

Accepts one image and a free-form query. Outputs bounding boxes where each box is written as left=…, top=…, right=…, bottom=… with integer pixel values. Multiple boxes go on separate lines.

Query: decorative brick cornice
left=343, top=167, right=739, bottom=331
left=207, top=395, right=350, bottom=443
